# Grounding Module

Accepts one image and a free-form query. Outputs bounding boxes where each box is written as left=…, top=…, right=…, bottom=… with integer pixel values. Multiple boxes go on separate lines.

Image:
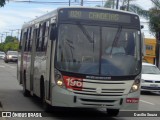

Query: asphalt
left=0, top=102, right=5, bottom=120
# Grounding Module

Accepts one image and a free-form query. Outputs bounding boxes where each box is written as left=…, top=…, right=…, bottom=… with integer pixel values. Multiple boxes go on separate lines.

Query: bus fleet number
left=66, top=78, right=83, bottom=87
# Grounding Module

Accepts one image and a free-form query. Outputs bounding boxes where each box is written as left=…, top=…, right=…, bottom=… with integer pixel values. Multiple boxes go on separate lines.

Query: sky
left=0, top=0, right=155, bottom=42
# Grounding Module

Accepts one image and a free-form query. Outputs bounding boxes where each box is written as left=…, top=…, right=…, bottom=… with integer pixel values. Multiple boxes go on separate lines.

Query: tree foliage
left=0, top=0, right=6, bottom=7
left=104, top=0, right=115, bottom=8
left=0, top=36, right=19, bottom=52
left=128, top=4, right=149, bottom=18
left=149, top=0, right=160, bottom=33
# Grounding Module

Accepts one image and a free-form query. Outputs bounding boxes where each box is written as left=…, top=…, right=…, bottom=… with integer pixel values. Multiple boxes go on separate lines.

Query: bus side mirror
left=50, top=24, right=57, bottom=41
left=141, top=25, right=144, bottom=29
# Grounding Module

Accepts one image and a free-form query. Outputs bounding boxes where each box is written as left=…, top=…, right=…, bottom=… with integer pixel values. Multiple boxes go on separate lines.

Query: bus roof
left=22, top=6, right=139, bottom=29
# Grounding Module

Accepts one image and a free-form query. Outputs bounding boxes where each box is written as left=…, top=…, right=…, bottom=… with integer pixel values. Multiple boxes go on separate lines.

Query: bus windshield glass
left=56, top=24, right=141, bottom=76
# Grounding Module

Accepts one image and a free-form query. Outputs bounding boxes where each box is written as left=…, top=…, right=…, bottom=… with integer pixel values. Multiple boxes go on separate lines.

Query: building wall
left=143, top=38, right=156, bottom=64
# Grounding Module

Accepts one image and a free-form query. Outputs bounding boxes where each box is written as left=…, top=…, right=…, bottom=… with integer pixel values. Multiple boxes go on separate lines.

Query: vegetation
left=0, top=36, right=19, bottom=52
left=0, top=0, right=6, bottom=7
left=149, top=0, right=160, bottom=66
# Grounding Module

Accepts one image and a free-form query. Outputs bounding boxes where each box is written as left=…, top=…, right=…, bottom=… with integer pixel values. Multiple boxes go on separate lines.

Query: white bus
left=17, top=7, right=142, bottom=116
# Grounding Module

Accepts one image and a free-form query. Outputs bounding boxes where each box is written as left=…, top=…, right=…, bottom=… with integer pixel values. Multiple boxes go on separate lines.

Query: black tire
left=40, top=79, right=51, bottom=112
left=5, top=60, right=8, bottom=63
left=23, top=71, right=30, bottom=97
left=107, top=109, right=119, bottom=117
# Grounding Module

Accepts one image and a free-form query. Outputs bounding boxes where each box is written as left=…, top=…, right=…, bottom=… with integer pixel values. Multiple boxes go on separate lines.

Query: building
left=143, top=38, right=156, bottom=64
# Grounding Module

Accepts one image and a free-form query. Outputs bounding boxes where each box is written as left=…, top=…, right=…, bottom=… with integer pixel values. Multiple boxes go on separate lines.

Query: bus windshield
left=56, top=23, right=141, bottom=76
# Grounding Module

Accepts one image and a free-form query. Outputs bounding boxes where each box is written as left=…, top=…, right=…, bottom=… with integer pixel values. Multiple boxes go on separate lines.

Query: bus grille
left=71, top=79, right=127, bottom=97
left=73, top=88, right=125, bottom=96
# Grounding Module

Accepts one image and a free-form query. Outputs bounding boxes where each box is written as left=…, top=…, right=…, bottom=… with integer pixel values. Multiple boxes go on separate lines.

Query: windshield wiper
left=109, top=26, right=122, bottom=55
left=77, top=22, right=94, bottom=43
left=65, top=38, right=75, bottom=60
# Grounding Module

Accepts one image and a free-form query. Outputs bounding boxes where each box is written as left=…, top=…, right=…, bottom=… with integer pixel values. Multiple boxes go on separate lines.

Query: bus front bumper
left=51, top=86, right=140, bottom=110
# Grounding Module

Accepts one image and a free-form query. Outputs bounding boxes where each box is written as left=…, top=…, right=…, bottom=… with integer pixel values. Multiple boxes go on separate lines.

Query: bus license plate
left=150, top=84, right=158, bottom=87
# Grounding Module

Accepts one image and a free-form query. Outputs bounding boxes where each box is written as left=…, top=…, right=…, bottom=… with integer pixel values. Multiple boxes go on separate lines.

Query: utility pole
left=3, top=32, right=9, bottom=42
left=102, top=0, right=103, bottom=6
left=0, top=35, right=4, bottom=43
left=81, top=0, right=83, bottom=6
left=127, top=0, right=130, bottom=11
left=69, top=0, right=71, bottom=6
left=9, top=29, right=15, bottom=37
left=16, top=29, right=21, bottom=40
left=112, top=0, right=115, bottom=9
left=3, top=32, right=9, bottom=38
left=116, top=0, right=119, bottom=9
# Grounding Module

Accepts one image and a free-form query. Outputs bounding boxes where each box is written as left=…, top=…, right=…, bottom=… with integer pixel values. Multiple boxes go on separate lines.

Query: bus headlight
left=54, top=70, right=65, bottom=88
left=57, top=79, right=63, bottom=86
left=130, top=79, right=140, bottom=93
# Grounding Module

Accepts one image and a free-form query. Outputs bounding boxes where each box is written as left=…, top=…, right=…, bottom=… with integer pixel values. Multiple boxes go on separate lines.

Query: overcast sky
left=0, top=0, right=155, bottom=41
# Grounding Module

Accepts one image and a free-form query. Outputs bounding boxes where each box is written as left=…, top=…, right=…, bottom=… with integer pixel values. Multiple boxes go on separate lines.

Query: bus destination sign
left=67, top=10, right=131, bottom=23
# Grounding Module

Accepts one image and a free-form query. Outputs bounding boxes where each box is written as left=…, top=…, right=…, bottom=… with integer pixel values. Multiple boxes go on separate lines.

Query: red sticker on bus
left=63, top=76, right=83, bottom=90
left=126, top=98, right=139, bottom=103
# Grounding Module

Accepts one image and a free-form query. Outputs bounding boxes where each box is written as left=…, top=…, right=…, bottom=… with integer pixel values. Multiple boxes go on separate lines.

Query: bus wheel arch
left=40, top=75, right=45, bottom=100
left=23, top=70, right=30, bottom=97
left=40, top=76, right=51, bottom=112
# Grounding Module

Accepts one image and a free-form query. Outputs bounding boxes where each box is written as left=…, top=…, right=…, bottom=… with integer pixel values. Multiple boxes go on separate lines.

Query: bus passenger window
left=41, top=22, right=46, bottom=51
left=43, top=25, right=49, bottom=51
left=27, top=27, right=32, bottom=51
left=19, top=31, right=23, bottom=50
left=36, top=26, right=40, bottom=51
left=24, top=30, right=28, bottom=52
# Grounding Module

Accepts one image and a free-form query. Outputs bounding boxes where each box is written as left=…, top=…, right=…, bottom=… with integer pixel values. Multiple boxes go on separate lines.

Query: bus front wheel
left=107, top=109, right=119, bottom=116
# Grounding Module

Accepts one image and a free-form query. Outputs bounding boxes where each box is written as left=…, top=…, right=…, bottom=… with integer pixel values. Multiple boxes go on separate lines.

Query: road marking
left=140, top=100, right=155, bottom=105
left=1, top=63, right=16, bottom=69
left=8, top=66, right=15, bottom=69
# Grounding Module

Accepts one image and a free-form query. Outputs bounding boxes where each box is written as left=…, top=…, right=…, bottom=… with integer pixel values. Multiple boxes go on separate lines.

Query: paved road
left=0, top=59, right=160, bottom=120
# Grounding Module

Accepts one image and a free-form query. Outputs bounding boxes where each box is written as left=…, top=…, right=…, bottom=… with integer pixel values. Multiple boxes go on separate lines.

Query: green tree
left=148, top=0, right=160, bottom=67
left=0, top=0, right=6, bottom=7
left=4, top=36, right=18, bottom=43
left=0, top=43, right=5, bottom=51
left=104, top=0, right=115, bottom=8
left=0, top=36, right=19, bottom=52
left=103, top=0, right=148, bottom=18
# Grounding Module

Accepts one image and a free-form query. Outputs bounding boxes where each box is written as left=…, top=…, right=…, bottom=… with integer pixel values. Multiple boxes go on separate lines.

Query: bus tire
left=23, top=71, right=30, bottom=97
left=40, top=78, right=51, bottom=112
left=107, top=109, right=119, bottom=116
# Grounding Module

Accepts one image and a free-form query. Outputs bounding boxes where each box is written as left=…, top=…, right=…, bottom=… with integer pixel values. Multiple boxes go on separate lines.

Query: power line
left=8, top=0, right=107, bottom=5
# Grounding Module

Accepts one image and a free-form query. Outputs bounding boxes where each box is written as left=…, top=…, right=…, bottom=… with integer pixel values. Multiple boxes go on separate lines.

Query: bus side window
left=27, top=27, right=32, bottom=51
left=24, top=29, right=29, bottom=52
left=43, top=22, right=49, bottom=51
left=36, top=25, right=41, bottom=51
left=41, top=22, right=46, bottom=51
left=19, top=30, right=23, bottom=51
left=37, top=24, right=43, bottom=51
